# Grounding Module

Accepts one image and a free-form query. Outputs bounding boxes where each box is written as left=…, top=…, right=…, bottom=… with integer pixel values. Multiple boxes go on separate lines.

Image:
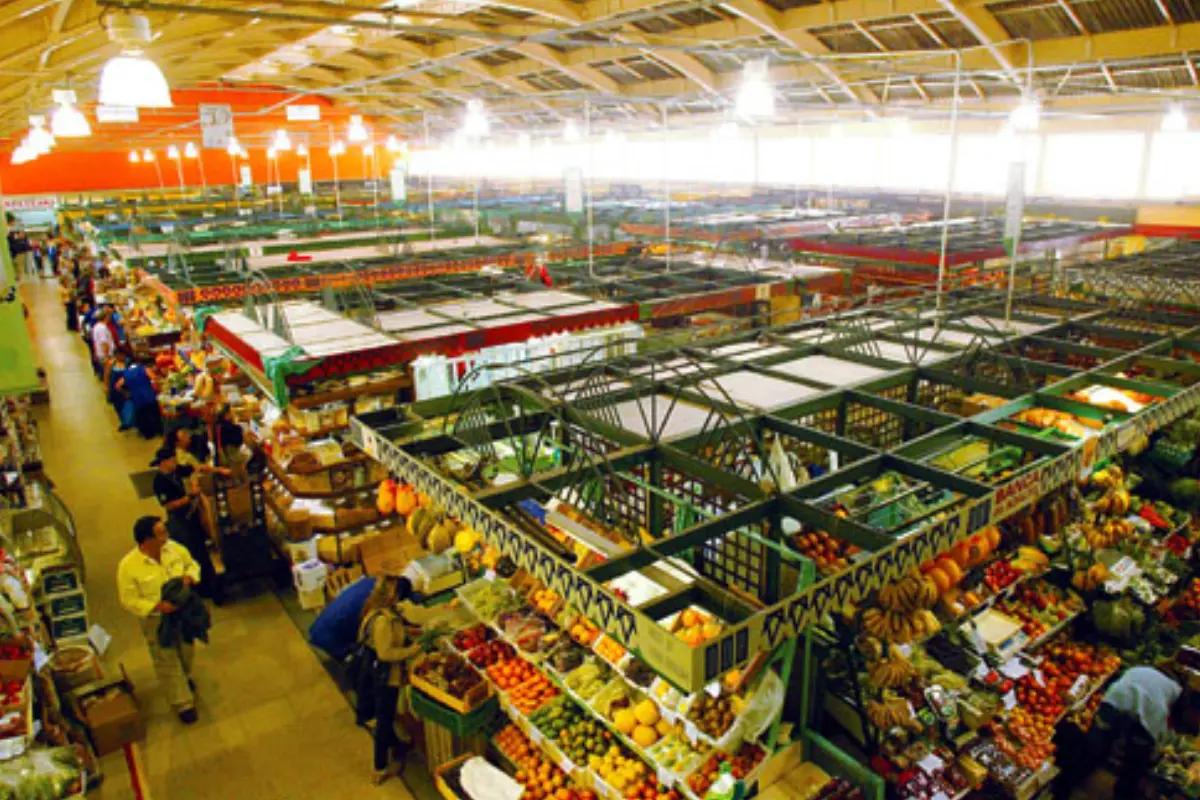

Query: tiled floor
left=22, top=280, right=418, bottom=800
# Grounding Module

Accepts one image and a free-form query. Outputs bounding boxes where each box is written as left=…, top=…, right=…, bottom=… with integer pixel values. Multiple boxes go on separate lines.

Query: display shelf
left=264, top=457, right=383, bottom=499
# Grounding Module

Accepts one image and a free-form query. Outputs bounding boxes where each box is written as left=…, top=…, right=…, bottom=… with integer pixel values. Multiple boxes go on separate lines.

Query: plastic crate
left=411, top=686, right=499, bottom=738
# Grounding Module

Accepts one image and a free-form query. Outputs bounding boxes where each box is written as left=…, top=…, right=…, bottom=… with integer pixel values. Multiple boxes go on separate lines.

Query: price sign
left=560, top=758, right=574, bottom=775
left=656, top=766, right=675, bottom=788
left=1003, top=691, right=1018, bottom=710
left=684, top=721, right=700, bottom=744
left=530, top=728, right=544, bottom=746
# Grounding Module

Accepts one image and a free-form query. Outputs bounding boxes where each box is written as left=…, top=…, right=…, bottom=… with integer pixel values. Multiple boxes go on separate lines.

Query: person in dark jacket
left=152, top=446, right=220, bottom=603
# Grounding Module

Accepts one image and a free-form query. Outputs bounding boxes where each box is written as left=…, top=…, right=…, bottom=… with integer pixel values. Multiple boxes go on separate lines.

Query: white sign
left=286, top=105, right=321, bottom=121
left=199, top=103, right=234, bottom=149
left=1003, top=160, right=1025, bottom=256
left=390, top=166, right=407, bottom=204
left=96, top=105, right=138, bottom=123
left=239, top=164, right=252, bottom=188
left=298, top=168, right=313, bottom=196
left=563, top=167, right=583, bottom=213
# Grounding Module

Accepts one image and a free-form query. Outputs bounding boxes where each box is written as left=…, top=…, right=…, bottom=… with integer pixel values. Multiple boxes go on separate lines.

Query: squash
left=966, top=534, right=990, bottom=566
left=936, top=557, right=963, bottom=586
left=394, top=486, right=418, bottom=516
left=929, top=567, right=953, bottom=594
left=984, top=526, right=1002, bottom=551
left=376, top=480, right=396, bottom=515
left=950, top=541, right=973, bottom=569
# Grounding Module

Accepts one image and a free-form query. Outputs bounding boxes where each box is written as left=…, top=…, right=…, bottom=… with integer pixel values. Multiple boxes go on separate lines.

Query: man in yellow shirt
left=117, top=515, right=202, bottom=724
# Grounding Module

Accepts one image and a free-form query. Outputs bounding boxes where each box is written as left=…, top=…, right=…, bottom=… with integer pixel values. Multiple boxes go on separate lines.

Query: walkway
left=22, top=280, right=417, bottom=800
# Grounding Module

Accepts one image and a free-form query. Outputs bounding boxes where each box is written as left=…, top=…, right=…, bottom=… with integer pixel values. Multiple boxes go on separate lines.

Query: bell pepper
left=1139, top=505, right=1170, bottom=530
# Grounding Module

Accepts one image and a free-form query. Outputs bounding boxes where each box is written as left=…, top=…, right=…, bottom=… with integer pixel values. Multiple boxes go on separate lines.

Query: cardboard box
left=69, top=672, right=146, bottom=756
left=0, top=637, right=33, bottom=683
left=360, top=531, right=423, bottom=577
left=297, top=586, right=326, bottom=611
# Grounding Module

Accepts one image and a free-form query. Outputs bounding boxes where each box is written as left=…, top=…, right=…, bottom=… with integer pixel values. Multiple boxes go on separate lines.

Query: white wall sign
left=286, top=105, right=321, bottom=121
left=563, top=167, right=583, bottom=213
left=199, top=104, right=234, bottom=149
left=390, top=166, right=407, bottom=204
left=298, top=168, right=313, bottom=196
left=239, top=165, right=252, bottom=188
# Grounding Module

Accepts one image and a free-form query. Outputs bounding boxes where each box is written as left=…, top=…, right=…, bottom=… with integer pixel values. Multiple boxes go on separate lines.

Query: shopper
left=151, top=446, right=219, bottom=603
left=1053, top=664, right=1200, bottom=799
left=91, top=308, right=116, bottom=377
left=117, top=515, right=202, bottom=724
left=357, top=575, right=421, bottom=785
left=59, top=276, right=76, bottom=332
left=115, top=357, right=163, bottom=439
left=164, top=428, right=230, bottom=490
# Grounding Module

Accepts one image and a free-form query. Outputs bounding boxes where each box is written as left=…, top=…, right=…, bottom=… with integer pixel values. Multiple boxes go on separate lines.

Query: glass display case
left=0, top=480, right=83, bottom=585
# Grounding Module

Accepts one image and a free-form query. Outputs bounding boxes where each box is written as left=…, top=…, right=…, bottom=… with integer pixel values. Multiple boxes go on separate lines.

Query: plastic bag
left=741, top=669, right=785, bottom=742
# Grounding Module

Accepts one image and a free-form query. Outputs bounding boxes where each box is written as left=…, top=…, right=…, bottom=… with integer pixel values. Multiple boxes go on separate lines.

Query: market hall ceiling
left=2, top=0, right=1198, bottom=137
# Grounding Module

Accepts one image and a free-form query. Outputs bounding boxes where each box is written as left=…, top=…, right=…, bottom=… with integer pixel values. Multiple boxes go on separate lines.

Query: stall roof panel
left=696, top=371, right=823, bottom=410
left=772, top=355, right=890, bottom=385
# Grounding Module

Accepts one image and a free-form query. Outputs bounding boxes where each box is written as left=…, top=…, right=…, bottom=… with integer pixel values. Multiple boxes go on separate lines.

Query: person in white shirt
left=91, top=308, right=115, bottom=366
left=117, top=516, right=202, bottom=724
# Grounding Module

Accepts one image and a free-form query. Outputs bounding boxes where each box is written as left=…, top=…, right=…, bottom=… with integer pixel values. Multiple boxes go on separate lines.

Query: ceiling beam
left=719, top=0, right=878, bottom=103
left=934, top=0, right=1021, bottom=86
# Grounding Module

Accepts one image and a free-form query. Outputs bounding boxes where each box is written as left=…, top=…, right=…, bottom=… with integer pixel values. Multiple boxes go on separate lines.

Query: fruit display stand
left=350, top=285, right=1200, bottom=799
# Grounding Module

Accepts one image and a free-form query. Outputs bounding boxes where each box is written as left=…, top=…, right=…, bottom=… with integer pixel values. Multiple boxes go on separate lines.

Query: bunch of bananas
left=1012, top=546, right=1050, bottom=573
left=867, top=651, right=915, bottom=688
left=1092, top=488, right=1132, bottom=517
left=877, top=570, right=939, bottom=612
left=1080, top=518, right=1134, bottom=550
left=862, top=607, right=941, bottom=645
left=867, top=694, right=921, bottom=732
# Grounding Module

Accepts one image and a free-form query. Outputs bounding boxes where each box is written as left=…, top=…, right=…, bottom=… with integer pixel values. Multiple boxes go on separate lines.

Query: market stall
left=340, top=285, right=1200, bottom=800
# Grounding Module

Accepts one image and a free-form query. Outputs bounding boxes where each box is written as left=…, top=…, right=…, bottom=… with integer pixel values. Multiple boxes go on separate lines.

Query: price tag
left=1034, top=670, right=1046, bottom=687
left=1003, top=691, right=1018, bottom=710
left=896, top=643, right=912, bottom=657
left=560, top=758, right=574, bottom=775
left=661, top=708, right=678, bottom=726
left=704, top=680, right=721, bottom=698
left=32, top=645, right=48, bottom=673
left=917, top=754, right=945, bottom=774
left=530, top=728, right=544, bottom=746
left=1000, top=658, right=1029, bottom=679
left=1069, top=675, right=1089, bottom=699
left=931, top=792, right=950, bottom=800
left=656, top=766, right=675, bottom=788
left=684, top=721, right=700, bottom=744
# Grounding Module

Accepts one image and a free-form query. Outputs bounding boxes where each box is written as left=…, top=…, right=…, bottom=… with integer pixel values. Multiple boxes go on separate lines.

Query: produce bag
left=459, top=755, right=524, bottom=800
left=741, top=669, right=785, bottom=742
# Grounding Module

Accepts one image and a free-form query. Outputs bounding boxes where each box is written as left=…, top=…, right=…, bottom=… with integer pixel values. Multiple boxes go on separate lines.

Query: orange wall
left=0, top=145, right=406, bottom=196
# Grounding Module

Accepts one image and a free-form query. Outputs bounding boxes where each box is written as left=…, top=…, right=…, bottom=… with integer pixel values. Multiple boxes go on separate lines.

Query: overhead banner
left=1003, top=160, right=1025, bottom=256
left=198, top=104, right=233, bottom=149
left=390, top=166, right=407, bottom=204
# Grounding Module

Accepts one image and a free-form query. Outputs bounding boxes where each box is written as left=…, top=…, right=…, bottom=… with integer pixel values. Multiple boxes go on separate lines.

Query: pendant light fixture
left=296, top=142, right=308, bottom=157
left=1162, top=104, right=1188, bottom=133
left=128, top=150, right=140, bottom=163
left=98, top=13, right=172, bottom=108
left=734, top=60, right=775, bottom=122
left=1009, top=97, right=1041, bottom=133
left=273, top=129, right=292, bottom=151
left=183, top=141, right=198, bottom=158
left=347, top=115, right=369, bottom=143
left=329, top=140, right=346, bottom=157
left=26, top=116, right=54, bottom=155
left=562, top=119, right=581, bottom=143
left=226, top=138, right=244, bottom=157
left=50, top=90, right=91, bottom=138
left=167, top=145, right=180, bottom=160
left=385, top=135, right=403, bottom=153
left=461, top=100, right=489, bottom=139
left=142, top=148, right=154, bottom=161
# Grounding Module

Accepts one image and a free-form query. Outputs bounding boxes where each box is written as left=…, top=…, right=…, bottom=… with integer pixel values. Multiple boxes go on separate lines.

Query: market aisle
left=23, top=281, right=417, bottom=800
